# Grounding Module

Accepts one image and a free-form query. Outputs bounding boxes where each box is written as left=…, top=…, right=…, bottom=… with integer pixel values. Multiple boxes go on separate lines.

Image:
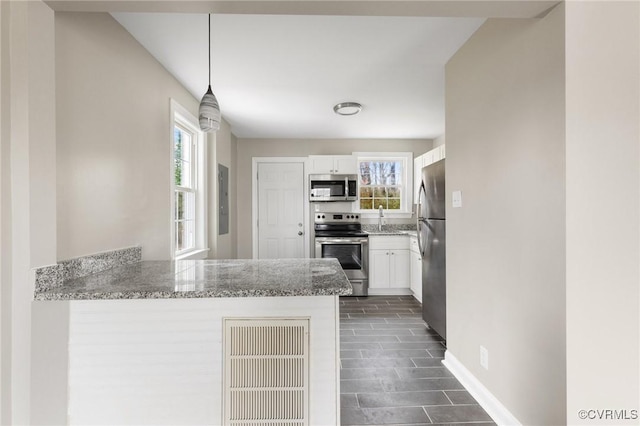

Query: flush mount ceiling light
left=333, top=102, right=362, bottom=116
left=199, top=14, right=221, bottom=132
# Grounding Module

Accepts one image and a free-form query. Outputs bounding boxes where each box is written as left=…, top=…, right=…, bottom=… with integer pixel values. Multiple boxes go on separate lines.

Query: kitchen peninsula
left=32, top=252, right=350, bottom=425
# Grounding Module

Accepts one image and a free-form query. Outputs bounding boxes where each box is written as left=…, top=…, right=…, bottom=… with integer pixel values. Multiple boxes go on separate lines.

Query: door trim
left=252, top=157, right=309, bottom=259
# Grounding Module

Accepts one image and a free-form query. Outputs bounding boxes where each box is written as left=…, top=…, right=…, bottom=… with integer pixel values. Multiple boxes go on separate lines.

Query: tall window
left=174, top=124, right=196, bottom=253
left=171, top=100, right=207, bottom=258
left=356, top=153, right=412, bottom=215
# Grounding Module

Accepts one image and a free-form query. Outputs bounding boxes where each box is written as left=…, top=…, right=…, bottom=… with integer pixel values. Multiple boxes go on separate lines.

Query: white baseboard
left=442, top=351, right=521, bottom=426
left=367, top=288, right=413, bottom=296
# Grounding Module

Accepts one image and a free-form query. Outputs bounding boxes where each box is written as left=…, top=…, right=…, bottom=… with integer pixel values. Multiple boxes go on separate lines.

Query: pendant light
left=199, top=14, right=221, bottom=132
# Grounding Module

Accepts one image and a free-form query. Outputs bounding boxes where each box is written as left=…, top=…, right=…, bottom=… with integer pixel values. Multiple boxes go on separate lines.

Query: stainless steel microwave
left=309, top=174, right=358, bottom=202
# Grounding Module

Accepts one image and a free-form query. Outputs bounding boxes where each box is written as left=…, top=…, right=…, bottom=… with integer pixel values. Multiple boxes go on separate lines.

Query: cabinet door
left=334, top=156, right=357, bottom=174
left=369, top=249, right=390, bottom=288
left=431, top=146, right=442, bottom=163
left=422, top=150, right=435, bottom=167
left=409, top=236, right=419, bottom=253
left=414, top=156, right=423, bottom=203
left=410, top=251, right=422, bottom=303
left=308, top=156, right=336, bottom=174
left=389, top=249, right=410, bottom=289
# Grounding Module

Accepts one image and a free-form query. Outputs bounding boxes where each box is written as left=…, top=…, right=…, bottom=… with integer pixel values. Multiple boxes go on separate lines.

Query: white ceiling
left=112, top=13, right=485, bottom=139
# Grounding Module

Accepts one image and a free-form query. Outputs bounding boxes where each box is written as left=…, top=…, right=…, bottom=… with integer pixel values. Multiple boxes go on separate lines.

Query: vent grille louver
left=224, top=319, right=309, bottom=426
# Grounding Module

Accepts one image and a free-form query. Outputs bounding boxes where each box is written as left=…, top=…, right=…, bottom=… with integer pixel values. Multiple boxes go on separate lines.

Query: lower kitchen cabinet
left=369, top=236, right=411, bottom=295
left=409, top=236, right=422, bottom=303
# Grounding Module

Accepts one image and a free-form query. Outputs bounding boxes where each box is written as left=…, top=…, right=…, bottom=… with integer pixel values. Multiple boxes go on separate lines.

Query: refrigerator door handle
left=417, top=222, right=425, bottom=258
left=416, top=182, right=427, bottom=257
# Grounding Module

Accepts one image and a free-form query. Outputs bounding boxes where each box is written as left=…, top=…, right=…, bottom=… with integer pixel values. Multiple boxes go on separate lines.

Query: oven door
left=314, top=237, right=368, bottom=281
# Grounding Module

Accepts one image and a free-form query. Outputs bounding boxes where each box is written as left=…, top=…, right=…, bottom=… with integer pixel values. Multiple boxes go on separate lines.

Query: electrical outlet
left=480, top=345, right=489, bottom=370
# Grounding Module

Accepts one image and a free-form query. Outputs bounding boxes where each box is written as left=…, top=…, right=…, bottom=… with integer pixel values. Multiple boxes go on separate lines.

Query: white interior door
left=257, top=162, right=305, bottom=259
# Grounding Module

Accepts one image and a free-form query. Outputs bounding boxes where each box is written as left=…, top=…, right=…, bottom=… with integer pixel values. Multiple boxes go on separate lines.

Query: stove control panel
left=314, top=212, right=360, bottom=223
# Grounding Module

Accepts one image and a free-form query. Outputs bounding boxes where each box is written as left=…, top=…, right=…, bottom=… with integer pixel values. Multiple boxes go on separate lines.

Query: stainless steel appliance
left=416, top=159, right=446, bottom=340
left=314, top=212, right=368, bottom=296
left=309, top=174, right=358, bottom=202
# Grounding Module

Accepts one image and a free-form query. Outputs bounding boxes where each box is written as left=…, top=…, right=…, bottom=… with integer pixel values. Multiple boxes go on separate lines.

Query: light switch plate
left=452, top=190, right=462, bottom=208
left=480, top=345, right=489, bottom=370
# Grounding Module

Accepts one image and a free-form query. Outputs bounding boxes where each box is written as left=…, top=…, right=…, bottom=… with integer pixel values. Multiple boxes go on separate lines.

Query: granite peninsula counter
left=34, top=258, right=352, bottom=300
left=32, top=254, right=347, bottom=425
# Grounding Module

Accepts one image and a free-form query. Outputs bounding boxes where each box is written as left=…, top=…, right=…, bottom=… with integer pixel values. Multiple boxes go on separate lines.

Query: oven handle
left=315, top=238, right=368, bottom=245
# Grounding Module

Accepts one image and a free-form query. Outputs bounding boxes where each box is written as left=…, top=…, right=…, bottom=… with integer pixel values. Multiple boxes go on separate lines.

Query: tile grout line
left=443, top=390, right=455, bottom=405
left=339, top=296, right=493, bottom=426
left=422, top=405, right=435, bottom=424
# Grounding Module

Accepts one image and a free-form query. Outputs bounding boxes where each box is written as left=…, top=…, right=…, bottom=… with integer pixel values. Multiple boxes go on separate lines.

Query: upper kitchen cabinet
left=413, top=144, right=446, bottom=203
left=308, top=155, right=357, bottom=175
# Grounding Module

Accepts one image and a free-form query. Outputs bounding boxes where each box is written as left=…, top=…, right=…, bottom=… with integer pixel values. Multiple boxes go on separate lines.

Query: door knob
left=298, top=231, right=303, bottom=236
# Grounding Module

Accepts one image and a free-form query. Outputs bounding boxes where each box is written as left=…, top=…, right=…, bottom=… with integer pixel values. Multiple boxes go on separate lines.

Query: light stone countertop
left=34, top=258, right=352, bottom=301
left=365, top=230, right=418, bottom=237
left=362, top=223, right=417, bottom=236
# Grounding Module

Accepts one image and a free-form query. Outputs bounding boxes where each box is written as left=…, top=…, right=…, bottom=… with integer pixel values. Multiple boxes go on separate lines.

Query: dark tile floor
left=339, top=296, right=495, bottom=426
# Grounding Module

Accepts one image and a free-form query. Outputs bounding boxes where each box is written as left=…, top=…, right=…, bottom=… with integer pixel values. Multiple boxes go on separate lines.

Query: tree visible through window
left=359, top=160, right=403, bottom=210
left=174, top=124, right=196, bottom=253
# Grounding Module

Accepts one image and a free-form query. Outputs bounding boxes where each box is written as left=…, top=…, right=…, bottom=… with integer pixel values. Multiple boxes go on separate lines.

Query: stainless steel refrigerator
left=416, top=159, right=446, bottom=340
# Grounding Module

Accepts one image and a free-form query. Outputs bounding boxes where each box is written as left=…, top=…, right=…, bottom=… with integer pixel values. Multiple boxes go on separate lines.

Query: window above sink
left=353, top=152, right=413, bottom=219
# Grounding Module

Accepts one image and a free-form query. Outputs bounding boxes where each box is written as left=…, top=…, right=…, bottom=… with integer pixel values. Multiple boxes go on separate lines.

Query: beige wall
left=235, top=138, right=431, bottom=258
left=0, top=2, right=8, bottom=421
left=565, top=2, right=639, bottom=424
left=445, top=6, right=566, bottom=425
left=1, top=1, right=57, bottom=423
left=208, top=119, right=238, bottom=259
left=56, top=12, right=200, bottom=261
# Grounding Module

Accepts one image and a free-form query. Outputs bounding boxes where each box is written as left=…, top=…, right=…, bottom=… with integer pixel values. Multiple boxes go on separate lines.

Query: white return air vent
left=223, top=318, right=309, bottom=426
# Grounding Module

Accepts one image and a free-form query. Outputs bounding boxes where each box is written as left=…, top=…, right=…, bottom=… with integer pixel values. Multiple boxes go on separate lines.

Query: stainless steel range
left=314, top=212, right=368, bottom=296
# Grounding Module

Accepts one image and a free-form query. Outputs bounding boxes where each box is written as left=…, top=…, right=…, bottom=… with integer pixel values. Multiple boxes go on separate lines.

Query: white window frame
left=353, top=152, right=413, bottom=219
left=170, top=99, right=209, bottom=260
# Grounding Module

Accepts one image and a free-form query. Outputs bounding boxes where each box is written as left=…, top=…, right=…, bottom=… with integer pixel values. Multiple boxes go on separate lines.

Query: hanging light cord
left=208, top=14, right=211, bottom=87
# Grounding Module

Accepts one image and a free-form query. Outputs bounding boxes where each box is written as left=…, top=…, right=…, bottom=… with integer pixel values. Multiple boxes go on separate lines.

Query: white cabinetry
left=308, top=155, right=357, bottom=174
left=413, top=144, right=446, bottom=203
left=409, top=236, right=422, bottom=303
left=413, top=157, right=423, bottom=201
left=369, top=236, right=411, bottom=295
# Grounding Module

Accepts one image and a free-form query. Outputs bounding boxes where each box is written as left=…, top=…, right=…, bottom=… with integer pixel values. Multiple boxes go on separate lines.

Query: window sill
left=175, top=248, right=210, bottom=260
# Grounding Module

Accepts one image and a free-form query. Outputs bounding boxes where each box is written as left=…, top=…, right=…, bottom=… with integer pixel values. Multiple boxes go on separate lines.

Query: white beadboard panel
left=68, top=296, right=339, bottom=425
left=68, top=299, right=219, bottom=425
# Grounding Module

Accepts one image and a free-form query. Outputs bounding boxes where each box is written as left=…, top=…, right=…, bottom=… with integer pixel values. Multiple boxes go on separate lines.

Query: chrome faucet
left=378, top=205, right=384, bottom=231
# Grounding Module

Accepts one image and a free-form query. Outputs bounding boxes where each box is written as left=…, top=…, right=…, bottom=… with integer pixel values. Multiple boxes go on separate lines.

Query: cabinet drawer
left=369, top=235, right=409, bottom=250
